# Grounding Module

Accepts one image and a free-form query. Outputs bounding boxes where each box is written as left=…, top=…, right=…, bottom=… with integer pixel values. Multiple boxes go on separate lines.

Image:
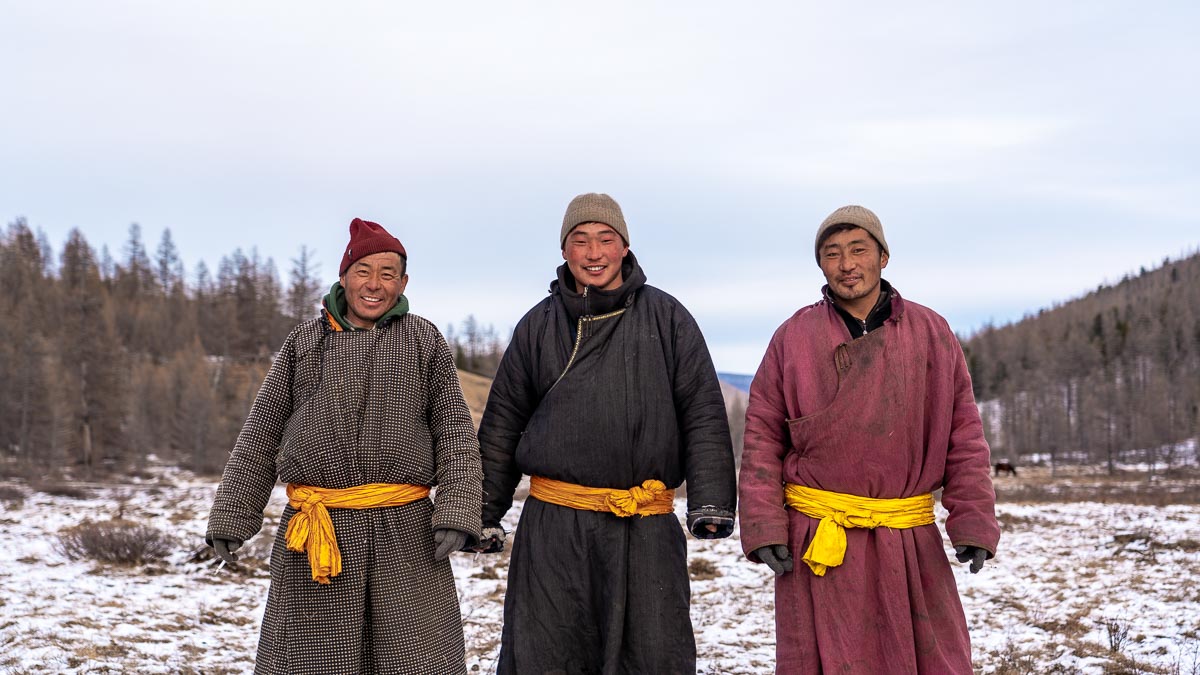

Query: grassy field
left=0, top=462, right=1197, bottom=673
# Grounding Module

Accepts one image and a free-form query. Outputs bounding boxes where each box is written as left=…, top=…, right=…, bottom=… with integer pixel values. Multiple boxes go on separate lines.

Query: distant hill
left=962, top=248, right=1200, bottom=470
left=717, top=372, right=753, bottom=393
left=456, top=369, right=493, bottom=429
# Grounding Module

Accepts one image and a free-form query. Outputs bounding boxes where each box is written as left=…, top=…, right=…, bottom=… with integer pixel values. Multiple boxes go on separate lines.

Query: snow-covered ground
left=1, top=469, right=1198, bottom=674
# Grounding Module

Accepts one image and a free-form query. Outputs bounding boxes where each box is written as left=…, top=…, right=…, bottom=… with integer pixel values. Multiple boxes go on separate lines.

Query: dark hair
left=817, top=223, right=885, bottom=255
left=343, top=252, right=407, bottom=278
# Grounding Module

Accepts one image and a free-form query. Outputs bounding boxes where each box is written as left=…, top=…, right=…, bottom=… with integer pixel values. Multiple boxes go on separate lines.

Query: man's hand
left=433, top=528, right=470, bottom=560
left=753, top=544, right=793, bottom=576
left=686, top=507, right=735, bottom=540
left=954, top=545, right=988, bottom=574
left=474, top=526, right=506, bottom=554
left=212, top=537, right=243, bottom=564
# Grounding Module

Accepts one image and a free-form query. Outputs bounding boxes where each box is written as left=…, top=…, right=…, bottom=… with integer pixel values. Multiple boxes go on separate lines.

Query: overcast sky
left=3, top=2, right=1197, bottom=373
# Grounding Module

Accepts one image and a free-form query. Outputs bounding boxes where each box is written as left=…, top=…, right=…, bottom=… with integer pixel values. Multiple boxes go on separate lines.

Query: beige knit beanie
left=560, top=193, right=629, bottom=248
left=814, top=205, right=889, bottom=262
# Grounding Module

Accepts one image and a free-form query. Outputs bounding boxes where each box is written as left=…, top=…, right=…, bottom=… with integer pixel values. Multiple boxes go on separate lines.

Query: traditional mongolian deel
left=478, top=252, right=736, bottom=674
left=207, top=307, right=482, bottom=675
left=739, top=287, right=1000, bottom=674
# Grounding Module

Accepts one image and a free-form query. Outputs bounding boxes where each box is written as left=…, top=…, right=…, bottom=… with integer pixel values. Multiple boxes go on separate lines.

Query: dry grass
left=456, top=369, right=492, bottom=429
left=67, top=640, right=132, bottom=668
left=689, top=557, right=722, bottom=581
left=197, top=606, right=256, bottom=626
left=32, top=482, right=92, bottom=499
left=994, top=465, right=1200, bottom=505
left=986, top=635, right=1176, bottom=675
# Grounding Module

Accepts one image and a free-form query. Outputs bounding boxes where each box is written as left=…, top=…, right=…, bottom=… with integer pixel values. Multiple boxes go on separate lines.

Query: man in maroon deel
left=738, top=205, right=1000, bottom=674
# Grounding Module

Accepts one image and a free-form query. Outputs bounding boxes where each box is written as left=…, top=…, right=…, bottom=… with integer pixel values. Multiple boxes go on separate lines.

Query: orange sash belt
left=529, top=475, right=675, bottom=517
left=784, top=483, right=935, bottom=576
left=285, top=482, right=430, bottom=584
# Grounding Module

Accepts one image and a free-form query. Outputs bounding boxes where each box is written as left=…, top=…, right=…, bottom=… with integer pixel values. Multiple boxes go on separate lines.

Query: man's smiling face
left=339, top=251, right=407, bottom=328
left=562, top=222, right=629, bottom=291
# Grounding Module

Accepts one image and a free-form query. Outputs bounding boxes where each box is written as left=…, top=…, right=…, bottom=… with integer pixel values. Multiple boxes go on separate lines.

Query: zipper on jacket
left=554, top=315, right=587, bottom=388
left=555, top=285, right=590, bottom=387
left=551, top=306, right=627, bottom=389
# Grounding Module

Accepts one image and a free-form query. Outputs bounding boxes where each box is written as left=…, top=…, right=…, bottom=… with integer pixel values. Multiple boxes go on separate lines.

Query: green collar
left=322, top=282, right=409, bottom=330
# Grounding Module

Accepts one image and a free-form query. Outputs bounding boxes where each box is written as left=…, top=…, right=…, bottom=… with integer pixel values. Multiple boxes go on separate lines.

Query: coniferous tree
left=287, top=245, right=323, bottom=327
left=259, top=256, right=288, bottom=350
left=114, top=223, right=160, bottom=356
left=171, top=337, right=221, bottom=472
left=36, top=228, right=55, bottom=277
left=98, top=244, right=115, bottom=285
left=56, top=229, right=126, bottom=477
left=194, top=259, right=224, bottom=355
left=0, top=220, right=55, bottom=474
left=155, top=228, right=185, bottom=293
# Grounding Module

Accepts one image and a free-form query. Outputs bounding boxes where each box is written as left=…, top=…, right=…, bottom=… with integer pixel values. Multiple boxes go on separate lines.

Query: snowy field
left=1, top=469, right=1199, bottom=674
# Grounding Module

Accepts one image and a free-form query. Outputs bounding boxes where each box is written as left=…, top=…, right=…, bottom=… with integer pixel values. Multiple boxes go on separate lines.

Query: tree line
left=23, top=218, right=1184, bottom=480
left=962, top=250, right=1200, bottom=472
left=0, top=219, right=505, bottom=479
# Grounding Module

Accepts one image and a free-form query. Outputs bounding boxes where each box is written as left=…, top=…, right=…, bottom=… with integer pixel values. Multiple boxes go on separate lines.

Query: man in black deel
left=477, top=193, right=737, bottom=673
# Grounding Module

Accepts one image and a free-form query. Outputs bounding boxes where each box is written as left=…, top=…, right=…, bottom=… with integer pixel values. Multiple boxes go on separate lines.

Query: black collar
left=553, top=251, right=646, bottom=322
left=828, top=279, right=893, bottom=339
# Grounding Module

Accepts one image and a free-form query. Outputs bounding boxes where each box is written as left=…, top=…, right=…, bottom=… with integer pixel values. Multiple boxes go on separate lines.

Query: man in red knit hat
left=206, top=218, right=483, bottom=674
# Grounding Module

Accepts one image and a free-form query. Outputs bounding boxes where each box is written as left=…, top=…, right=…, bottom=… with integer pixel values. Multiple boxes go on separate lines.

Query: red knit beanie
left=339, top=218, right=407, bottom=275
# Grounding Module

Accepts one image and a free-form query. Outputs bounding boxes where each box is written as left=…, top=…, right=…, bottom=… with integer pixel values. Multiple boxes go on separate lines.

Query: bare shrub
left=1103, top=618, right=1131, bottom=653
left=992, top=641, right=1040, bottom=675
left=33, top=483, right=92, bottom=499
left=57, top=519, right=174, bottom=565
left=689, top=557, right=721, bottom=581
left=1171, top=640, right=1200, bottom=675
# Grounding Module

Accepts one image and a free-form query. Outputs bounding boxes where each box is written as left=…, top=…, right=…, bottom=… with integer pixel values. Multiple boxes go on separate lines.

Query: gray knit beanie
left=814, top=205, right=889, bottom=262
left=560, top=193, right=629, bottom=248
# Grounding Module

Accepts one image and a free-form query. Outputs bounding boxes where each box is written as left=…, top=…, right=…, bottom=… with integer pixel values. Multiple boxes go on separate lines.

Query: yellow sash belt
left=783, top=483, right=935, bottom=577
left=285, top=482, right=431, bottom=584
left=530, top=476, right=675, bottom=517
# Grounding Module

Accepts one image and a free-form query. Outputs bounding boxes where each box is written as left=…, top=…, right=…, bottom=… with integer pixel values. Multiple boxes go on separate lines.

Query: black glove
left=212, top=537, right=243, bottom=564
left=433, top=528, right=470, bottom=560
left=752, top=544, right=793, bottom=576
left=954, top=545, right=989, bottom=574
left=687, top=507, right=735, bottom=540
left=474, top=526, right=506, bottom=554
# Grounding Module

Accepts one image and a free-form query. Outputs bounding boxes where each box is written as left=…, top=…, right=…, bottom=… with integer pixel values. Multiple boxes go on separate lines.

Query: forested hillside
left=0, top=219, right=504, bottom=479
left=963, top=249, right=1200, bottom=471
